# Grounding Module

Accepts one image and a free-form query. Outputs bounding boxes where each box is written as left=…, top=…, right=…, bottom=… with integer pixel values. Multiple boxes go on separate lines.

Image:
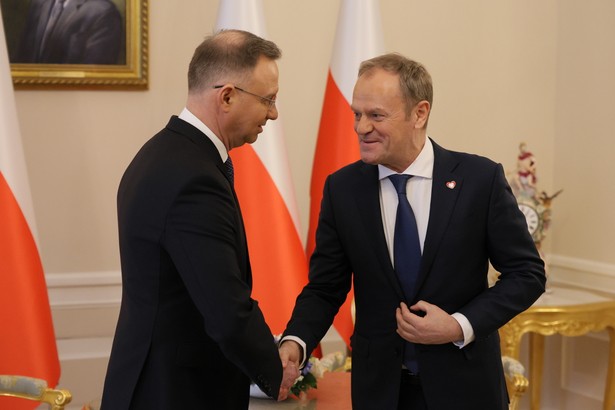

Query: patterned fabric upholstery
left=0, top=375, right=72, bottom=410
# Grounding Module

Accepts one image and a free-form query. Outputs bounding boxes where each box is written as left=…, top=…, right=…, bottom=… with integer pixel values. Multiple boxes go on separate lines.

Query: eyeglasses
left=213, top=85, right=276, bottom=111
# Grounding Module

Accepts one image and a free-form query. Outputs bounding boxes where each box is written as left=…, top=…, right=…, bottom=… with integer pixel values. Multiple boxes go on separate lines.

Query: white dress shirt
left=284, top=139, right=474, bottom=366
left=178, top=107, right=228, bottom=162
left=379, top=138, right=474, bottom=347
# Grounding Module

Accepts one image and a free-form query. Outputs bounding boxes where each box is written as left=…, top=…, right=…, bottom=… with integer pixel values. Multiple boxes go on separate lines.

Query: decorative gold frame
left=4, top=0, right=148, bottom=89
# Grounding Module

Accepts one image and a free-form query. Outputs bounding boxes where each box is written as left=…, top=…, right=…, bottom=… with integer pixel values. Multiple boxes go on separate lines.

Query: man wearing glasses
left=101, top=29, right=297, bottom=410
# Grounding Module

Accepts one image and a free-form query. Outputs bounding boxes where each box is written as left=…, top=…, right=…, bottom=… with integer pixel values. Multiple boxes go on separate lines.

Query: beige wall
left=11, top=0, right=615, bottom=408
left=22, top=0, right=615, bottom=272
left=17, top=0, right=567, bottom=275
left=553, top=0, right=615, bottom=262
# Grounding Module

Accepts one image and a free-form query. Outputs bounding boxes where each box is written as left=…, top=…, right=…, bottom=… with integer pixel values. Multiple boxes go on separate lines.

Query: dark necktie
left=389, top=174, right=422, bottom=373
left=224, top=156, right=234, bottom=186
left=40, top=0, right=66, bottom=56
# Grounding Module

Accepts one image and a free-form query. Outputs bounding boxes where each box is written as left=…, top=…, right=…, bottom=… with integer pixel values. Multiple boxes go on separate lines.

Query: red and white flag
left=0, top=8, right=60, bottom=410
left=215, top=0, right=308, bottom=335
left=307, top=0, right=385, bottom=348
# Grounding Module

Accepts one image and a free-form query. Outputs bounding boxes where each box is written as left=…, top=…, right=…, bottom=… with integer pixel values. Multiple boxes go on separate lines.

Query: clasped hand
left=277, top=340, right=303, bottom=401
left=395, top=301, right=463, bottom=344
left=276, top=360, right=298, bottom=401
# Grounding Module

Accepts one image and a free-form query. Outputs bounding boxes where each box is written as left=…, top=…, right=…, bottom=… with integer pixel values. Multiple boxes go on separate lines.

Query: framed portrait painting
left=0, top=0, right=148, bottom=89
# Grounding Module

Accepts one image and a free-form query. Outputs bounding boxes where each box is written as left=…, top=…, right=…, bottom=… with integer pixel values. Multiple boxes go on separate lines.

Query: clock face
left=518, top=203, right=540, bottom=235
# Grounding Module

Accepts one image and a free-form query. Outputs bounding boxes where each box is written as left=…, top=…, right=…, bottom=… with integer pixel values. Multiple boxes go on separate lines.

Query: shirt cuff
left=279, top=335, right=307, bottom=368
left=451, top=312, right=475, bottom=348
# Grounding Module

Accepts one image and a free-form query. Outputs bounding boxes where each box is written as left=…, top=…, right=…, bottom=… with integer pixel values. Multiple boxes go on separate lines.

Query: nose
left=267, top=104, right=279, bottom=120
left=355, top=115, right=372, bottom=135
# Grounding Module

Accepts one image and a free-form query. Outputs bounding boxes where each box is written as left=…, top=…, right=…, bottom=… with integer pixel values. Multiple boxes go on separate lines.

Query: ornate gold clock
left=517, top=198, right=544, bottom=244
left=507, top=143, right=562, bottom=249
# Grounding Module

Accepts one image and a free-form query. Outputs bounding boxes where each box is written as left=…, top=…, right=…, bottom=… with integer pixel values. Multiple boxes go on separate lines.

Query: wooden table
left=249, top=371, right=351, bottom=410
left=499, top=285, right=615, bottom=410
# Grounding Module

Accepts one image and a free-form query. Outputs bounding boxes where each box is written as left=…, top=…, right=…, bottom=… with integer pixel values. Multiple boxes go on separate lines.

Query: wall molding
left=46, top=254, right=614, bottom=307
left=548, top=254, right=615, bottom=297
left=46, top=270, right=121, bottom=309
left=542, top=254, right=615, bottom=406
left=44, top=255, right=615, bottom=310
left=58, top=337, right=114, bottom=361
left=44, top=272, right=120, bottom=385
left=561, top=336, right=609, bottom=403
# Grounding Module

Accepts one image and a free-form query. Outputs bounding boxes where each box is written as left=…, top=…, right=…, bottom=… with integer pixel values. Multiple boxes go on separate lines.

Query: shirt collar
left=378, top=137, right=434, bottom=180
left=178, top=107, right=228, bottom=162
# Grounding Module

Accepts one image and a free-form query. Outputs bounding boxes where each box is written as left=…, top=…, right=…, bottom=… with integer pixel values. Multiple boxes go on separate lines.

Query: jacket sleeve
left=162, top=170, right=283, bottom=398
left=459, top=164, right=546, bottom=339
left=283, top=175, right=353, bottom=355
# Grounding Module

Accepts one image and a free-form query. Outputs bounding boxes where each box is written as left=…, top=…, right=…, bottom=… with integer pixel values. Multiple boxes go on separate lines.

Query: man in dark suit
left=280, top=53, right=546, bottom=409
left=14, top=0, right=123, bottom=64
left=101, top=30, right=298, bottom=409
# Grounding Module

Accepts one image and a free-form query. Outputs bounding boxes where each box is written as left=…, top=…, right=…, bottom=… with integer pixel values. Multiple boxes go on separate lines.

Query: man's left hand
left=395, top=301, right=463, bottom=344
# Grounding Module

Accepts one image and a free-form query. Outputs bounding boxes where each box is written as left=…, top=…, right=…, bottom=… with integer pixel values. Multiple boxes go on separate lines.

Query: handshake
left=275, top=339, right=303, bottom=401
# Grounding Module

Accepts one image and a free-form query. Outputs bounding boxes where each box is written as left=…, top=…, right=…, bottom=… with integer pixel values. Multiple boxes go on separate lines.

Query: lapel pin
left=446, top=181, right=456, bottom=189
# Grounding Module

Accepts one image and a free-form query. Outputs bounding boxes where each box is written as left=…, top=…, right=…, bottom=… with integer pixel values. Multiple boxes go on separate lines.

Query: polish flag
left=215, top=0, right=308, bottom=335
left=0, top=9, right=60, bottom=410
left=307, top=0, right=385, bottom=348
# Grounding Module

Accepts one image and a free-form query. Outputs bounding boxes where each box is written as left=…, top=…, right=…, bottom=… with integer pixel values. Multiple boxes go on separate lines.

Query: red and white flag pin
left=446, top=181, right=456, bottom=189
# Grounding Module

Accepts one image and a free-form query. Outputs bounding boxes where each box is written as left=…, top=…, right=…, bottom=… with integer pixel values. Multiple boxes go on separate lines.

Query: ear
left=215, top=84, right=235, bottom=113
left=413, top=100, right=430, bottom=129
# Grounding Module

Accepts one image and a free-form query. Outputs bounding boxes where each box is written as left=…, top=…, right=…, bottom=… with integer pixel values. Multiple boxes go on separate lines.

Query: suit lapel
left=33, top=0, right=54, bottom=53
left=165, top=116, right=228, bottom=178
left=354, top=164, right=406, bottom=301
left=165, top=116, right=252, bottom=285
left=417, top=140, right=462, bottom=292
left=351, top=141, right=463, bottom=302
left=45, top=0, right=83, bottom=48
left=55, top=0, right=83, bottom=28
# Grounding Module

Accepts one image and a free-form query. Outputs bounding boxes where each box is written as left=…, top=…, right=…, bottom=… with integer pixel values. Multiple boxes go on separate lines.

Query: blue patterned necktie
left=224, top=156, right=234, bottom=186
left=389, top=174, right=422, bottom=373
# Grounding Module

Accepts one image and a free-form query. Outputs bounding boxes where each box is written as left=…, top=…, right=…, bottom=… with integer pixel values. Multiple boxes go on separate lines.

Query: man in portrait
left=11, top=0, right=125, bottom=65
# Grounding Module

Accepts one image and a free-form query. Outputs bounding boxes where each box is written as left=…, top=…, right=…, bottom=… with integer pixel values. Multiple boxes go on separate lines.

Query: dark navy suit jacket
left=101, top=117, right=282, bottom=409
left=284, top=139, right=545, bottom=410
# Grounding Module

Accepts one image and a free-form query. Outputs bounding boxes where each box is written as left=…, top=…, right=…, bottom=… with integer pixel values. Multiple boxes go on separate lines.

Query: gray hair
left=359, top=53, right=433, bottom=117
left=188, top=29, right=282, bottom=93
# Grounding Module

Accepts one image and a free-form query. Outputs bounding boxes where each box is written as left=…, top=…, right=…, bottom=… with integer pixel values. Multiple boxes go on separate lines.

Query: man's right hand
left=277, top=340, right=303, bottom=401
left=277, top=359, right=298, bottom=401
left=279, top=340, right=302, bottom=367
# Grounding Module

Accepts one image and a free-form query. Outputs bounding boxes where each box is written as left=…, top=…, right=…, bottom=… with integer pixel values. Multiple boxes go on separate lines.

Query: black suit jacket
left=15, top=0, right=123, bottom=64
left=284, top=140, right=545, bottom=410
left=101, top=116, right=282, bottom=409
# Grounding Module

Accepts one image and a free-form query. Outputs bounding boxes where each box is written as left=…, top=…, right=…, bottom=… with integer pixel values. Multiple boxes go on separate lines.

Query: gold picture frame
left=0, top=0, right=148, bottom=89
